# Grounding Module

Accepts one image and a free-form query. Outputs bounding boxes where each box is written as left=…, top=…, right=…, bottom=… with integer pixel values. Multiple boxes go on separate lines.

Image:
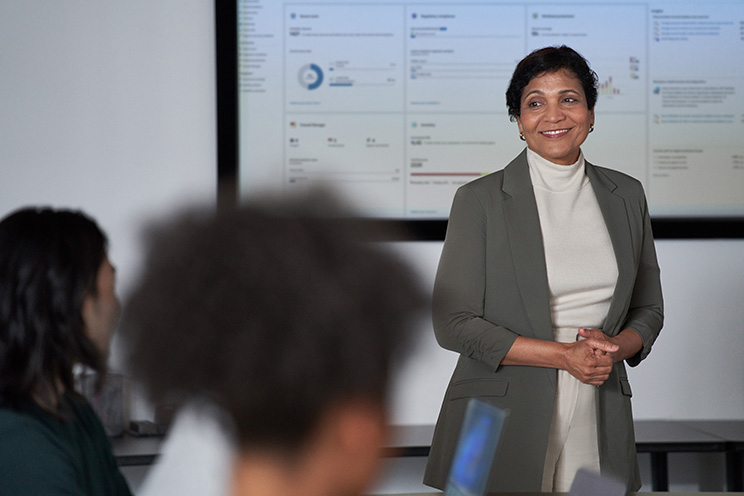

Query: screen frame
left=215, top=1, right=744, bottom=240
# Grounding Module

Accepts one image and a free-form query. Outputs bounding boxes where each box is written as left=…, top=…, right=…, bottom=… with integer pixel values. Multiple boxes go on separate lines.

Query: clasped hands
left=563, top=327, right=619, bottom=386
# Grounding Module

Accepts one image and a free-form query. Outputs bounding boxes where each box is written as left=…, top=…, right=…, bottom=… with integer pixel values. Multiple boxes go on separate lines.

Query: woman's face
left=516, top=68, right=594, bottom=165
left=82, top=256, right=121, bottom=356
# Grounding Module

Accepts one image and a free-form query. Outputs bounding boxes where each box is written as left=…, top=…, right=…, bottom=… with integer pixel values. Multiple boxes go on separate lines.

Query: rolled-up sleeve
left=432, top=186, right=519, bottom=371
left=624, top=193, right=664, bottom=367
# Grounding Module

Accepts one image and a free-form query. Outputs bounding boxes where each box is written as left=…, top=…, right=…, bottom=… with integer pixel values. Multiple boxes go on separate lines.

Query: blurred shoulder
left=0, top=417, right=81, bottom=494
left=0, top=401, right=58, bottom=452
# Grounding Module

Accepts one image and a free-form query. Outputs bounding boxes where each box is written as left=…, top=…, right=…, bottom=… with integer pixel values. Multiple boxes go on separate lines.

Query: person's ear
left=81, top=293, right=96, bottom=337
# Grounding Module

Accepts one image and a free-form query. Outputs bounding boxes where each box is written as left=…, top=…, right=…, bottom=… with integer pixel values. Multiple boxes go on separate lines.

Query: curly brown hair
left=120, top=191, right=426, bottom=451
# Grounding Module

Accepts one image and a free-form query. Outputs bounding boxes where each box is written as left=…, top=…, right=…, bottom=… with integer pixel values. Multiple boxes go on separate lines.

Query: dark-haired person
left=119, top=193, right=425, bottom=496
left=0, top=207, right=132, bottom=495
left=424, top=46, right=663, bottom=492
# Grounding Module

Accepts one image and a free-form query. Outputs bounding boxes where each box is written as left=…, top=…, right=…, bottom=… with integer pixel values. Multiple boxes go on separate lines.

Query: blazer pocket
left=620, top=378, right=633, bottom=397
left=449, top=378, right=509, bottom=401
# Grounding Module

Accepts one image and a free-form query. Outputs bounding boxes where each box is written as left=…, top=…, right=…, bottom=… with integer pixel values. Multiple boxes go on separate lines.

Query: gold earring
left=519, top=133, right=526, bottom=141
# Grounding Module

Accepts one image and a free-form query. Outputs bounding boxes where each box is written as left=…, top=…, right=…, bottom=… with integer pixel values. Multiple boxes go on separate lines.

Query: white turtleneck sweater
left=526, top=148, right=618, bottom=333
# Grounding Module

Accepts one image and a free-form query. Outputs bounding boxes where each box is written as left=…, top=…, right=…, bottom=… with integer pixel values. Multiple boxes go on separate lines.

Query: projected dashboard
left=234, top=0, right=744, bottom=221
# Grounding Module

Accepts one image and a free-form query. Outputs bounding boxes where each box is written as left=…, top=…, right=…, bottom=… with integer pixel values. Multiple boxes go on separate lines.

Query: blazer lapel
left=501, top=151, right=554, bottom=343
left=585, top=162, right=635, bottom=336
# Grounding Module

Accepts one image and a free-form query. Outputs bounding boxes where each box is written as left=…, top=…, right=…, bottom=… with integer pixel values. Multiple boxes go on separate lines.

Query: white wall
left=630, top=239, right=744, bottom=420
left=0, top=0, right=217, bottom=377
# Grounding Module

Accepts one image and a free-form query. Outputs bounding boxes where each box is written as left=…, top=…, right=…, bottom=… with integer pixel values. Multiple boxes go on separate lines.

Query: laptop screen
left=444, top=398, right=509, bottom=496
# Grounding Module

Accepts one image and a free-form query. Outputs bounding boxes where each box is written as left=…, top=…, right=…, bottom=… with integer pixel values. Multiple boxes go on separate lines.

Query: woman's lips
left=540, top=128, right=571, bottom=137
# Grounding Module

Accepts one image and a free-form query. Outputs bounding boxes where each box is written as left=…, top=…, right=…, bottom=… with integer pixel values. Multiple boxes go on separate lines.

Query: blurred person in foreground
left=120, top=192, right=426, bottom=496
left=0, top=207, right=132, bottom=495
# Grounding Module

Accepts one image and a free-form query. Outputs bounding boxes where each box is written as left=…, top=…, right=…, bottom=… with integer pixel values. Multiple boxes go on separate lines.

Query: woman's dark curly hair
left=506, top=45, right=598, bottom=121
left=0, top=207, right=108, bottom=415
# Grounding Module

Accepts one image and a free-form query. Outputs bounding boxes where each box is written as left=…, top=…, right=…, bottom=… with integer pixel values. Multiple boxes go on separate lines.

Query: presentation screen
left=234, top=0, right=744, bottom=223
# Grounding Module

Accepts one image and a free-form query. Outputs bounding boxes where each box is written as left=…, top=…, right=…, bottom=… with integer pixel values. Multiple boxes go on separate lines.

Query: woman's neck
left=526, top=147, right=586, bottom=193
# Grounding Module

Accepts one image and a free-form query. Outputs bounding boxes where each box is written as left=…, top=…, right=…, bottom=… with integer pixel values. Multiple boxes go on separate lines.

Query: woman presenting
left=423, top=46, right=663, bottom=492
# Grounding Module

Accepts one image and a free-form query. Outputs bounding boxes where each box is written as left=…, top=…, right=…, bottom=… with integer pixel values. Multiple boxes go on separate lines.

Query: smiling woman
left=423, top=46, right=663, bottom=493
left=516, top=69, right=595, bottom=165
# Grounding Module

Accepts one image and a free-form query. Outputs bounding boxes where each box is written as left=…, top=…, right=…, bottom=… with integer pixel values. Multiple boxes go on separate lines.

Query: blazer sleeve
left=623, top=190, right=664, bottom=367
left=432, top=185, right=519, bottom=371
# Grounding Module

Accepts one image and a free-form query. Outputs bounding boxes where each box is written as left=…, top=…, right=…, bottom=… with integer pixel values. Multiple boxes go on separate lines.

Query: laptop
left=443, top=398, right=509, bottom=496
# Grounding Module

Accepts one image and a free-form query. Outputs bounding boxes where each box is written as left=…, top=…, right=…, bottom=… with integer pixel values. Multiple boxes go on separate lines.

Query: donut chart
left=298, top=64, right=323, bottom=90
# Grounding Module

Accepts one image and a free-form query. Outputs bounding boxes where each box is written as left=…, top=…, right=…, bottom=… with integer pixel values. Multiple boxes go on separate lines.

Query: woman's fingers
left=579, top=327, right=620, bottom=355
left=564, top=340, right=613, bottom=385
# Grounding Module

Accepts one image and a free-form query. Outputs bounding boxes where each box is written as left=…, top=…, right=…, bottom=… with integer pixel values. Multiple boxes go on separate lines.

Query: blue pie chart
left=298, top=63, right=323, bottom=90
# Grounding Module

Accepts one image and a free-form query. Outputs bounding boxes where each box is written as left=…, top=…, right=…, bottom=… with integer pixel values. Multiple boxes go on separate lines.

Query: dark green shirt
left=0, top=393, right=132, bottom=496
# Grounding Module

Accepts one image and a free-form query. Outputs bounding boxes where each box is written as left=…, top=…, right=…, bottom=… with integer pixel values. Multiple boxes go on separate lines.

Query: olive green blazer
left=423, top=150, right=663, bottom=492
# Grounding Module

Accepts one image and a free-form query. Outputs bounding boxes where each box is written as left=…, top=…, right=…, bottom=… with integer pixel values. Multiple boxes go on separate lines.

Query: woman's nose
left=544, top=102, right=565, bottom=122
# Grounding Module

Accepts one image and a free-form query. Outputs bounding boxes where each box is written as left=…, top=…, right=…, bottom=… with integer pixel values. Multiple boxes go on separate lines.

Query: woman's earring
left=519, top=133, right=526, bottom=141
left=589, top=125, right=595, bottom=133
